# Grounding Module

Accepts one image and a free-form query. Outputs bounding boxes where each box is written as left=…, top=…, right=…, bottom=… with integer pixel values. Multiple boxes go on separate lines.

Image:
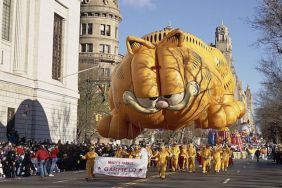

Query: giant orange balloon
left=98, top=28, right=246, bottom=139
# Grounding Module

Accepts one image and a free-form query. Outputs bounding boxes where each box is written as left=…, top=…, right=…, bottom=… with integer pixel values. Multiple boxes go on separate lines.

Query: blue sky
left=118, top=0, right=264, bottom=95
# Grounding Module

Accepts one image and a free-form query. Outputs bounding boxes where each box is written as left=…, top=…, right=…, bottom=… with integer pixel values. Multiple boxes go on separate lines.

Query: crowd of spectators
left=0, top=139, right=97, bottom=178
left=0, top=139, right=281, bottom=179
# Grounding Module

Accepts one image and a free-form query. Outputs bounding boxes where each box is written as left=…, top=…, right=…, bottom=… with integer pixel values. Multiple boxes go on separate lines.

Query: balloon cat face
left=123, top=33, right=200, bottom=114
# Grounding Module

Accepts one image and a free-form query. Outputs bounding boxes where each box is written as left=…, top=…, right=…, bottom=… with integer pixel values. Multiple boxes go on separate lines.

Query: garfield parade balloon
left=98, top=28, right=246, bottom=139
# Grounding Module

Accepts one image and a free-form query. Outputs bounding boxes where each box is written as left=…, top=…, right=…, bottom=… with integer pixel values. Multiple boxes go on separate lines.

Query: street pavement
left=0, top=159, right=281, bottom=188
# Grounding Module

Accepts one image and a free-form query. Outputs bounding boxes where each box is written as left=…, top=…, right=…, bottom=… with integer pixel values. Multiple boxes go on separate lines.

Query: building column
left=13, top=0, right=27, bottom=74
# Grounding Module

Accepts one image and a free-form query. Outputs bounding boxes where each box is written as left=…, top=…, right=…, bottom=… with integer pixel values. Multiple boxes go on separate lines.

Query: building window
left=80, top=12, right=87, bottom=17
left=100, top=24, right=111, bottom=36
left=100, top=24, right=105, bottom=35
left=81, top=23, right=92, bottom=35
left=2, top=0, right=11, bottom=41
left=88, top=23, right=93, bottom=35
left=81, top=43, right=93, bottom=52
left=82, top=0, right=89, bottom=4
left=99, top=44, right=110, bottom=53
left=81, top=23, right=86, bottom=35
left=106, top=25, right=110, bottom=36
left=52, top=13, right=64, bottom=80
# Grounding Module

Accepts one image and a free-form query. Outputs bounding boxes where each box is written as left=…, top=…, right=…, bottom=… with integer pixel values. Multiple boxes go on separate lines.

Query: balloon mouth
left=123, top=81, right=199, bottom=114
left=155, top=100, right=169, bottom=109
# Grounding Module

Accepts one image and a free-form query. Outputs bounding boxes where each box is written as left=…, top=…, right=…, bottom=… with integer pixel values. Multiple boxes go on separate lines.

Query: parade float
left=208, top=127, right=231, bottom=146
left=97, top=28, right=246, bottom=139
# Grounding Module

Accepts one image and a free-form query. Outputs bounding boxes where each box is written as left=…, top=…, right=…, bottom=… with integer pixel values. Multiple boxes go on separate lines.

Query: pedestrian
left=139, top=144, right=149, bottom=162
left=221, top=145, right=230, bottom=171
left=179, top=145, right=188, bottom=171
left=0, top=157, right=5, bottom=178
left=5, top=148, right=16, bottom=178
left=187, top=143, right=196, bottom=173
left=248, top=146, right=256, bottom=160
left=255, top=147, right=261, bottom=163
left=35, top=145, right=49, bottom=178
left=170, top=142, right=180, bottom=172
left=49, top=145, right=60, bottom=176
left=81, top=146, right=98, bottom=181
left=153, top=144, right=170, bottom=180
left=212, top=145, right=222, bottom=173
left=260, top=147, right=267, bottom=160
left=201, top=145, right=212, bottom=174
left=22, top=149, right=35, bottom=177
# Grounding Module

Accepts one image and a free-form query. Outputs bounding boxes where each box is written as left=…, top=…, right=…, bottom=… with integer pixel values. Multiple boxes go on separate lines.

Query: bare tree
left=250, top=0, right=282, bottom=54
left=249, top=0, right=282, bottom=143
left=255, top=59, right=282, bottom=143
left=77, top=65, right=111, bottom=143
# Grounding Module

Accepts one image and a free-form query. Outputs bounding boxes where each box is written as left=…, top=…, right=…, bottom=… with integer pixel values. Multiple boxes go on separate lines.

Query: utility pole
left=84, top=72, right=92, bottom=143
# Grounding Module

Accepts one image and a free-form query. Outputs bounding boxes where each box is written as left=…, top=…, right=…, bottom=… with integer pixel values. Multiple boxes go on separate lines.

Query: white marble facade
left=0, top=0, right=81, bottom=143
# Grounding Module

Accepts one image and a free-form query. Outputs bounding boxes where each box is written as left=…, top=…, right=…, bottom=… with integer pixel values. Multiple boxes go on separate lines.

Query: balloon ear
left=158, top=28, right=185, bottom=47
left=126, top=36, right=155, bottom=55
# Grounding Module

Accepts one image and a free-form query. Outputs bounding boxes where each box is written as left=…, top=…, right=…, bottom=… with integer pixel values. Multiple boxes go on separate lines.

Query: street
left=0, top=159, right=281, bottom=188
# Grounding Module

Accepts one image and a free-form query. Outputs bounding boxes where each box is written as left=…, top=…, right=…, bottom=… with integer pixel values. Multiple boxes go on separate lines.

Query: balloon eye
left=163, top=95, right=172, bottom=99
left=149, top=97, right=158, bottom=100
left=166, top=92, right=185, bottom=106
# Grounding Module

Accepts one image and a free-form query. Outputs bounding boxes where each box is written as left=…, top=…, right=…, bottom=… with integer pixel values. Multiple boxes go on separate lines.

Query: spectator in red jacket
left=15, top=145, right=25, bottom=156
left=35, top=145, right=49, bottom=178
left=48, top=145, right=60, bottom=176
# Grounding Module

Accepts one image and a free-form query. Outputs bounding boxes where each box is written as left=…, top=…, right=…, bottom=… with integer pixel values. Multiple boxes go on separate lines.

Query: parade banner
left=94, top=157, right=148, bottom=178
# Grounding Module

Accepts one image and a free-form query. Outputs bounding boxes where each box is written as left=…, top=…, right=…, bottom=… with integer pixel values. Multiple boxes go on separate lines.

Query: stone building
left=78, top=0, right=122, bottom=142
left=0, top=0, right=81, bottom=142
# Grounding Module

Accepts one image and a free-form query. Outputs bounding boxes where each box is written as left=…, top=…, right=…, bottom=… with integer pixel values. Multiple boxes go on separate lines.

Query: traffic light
left=95, top=114, right=103, bottom=121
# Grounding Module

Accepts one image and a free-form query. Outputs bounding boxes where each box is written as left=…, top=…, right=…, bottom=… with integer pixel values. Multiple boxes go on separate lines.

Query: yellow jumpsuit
left=115, top=148, right=129, bottom=158
left=170, top=145, right=180, bottom=171
left=82, top=150, right=98, bottom=179
left=201, top=146, right=212, bottom=173
left=129, top=148, right=140, bottom=159
left=154, top=146, right=170, bottom=179
left=221, top=147, right=230, bottom=171
left=187, top=144, right=196, bottom=173
left=212, top=146, right=222, bottom=173
left=180, top=145, right=188, bottom=171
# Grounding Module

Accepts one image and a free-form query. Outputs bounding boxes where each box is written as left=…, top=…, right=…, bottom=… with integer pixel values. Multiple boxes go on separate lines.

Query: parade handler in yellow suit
left=179, top=144, right=188, bottom=171
left=81, top=146, right=98, bottom=181
left=212, top=144, right=222, bottom=173
left=187, top=143, right=196, bottom=173
left=201, top=145, right=212, bottom=174
left=221, top=145, right=230, bottom=171
left=170, top=143, right=180, bottom=172
left=153, top=145, right=171, bottom=179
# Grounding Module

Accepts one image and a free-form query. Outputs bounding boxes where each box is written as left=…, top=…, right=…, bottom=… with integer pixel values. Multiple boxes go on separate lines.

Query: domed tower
left=215, top=21, right=232, bottom=66
left=215, top=21, right=238, bottom=94
left=79, top=0, right=122, bottom=79
left=78, top=0, right=122, bottom=142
